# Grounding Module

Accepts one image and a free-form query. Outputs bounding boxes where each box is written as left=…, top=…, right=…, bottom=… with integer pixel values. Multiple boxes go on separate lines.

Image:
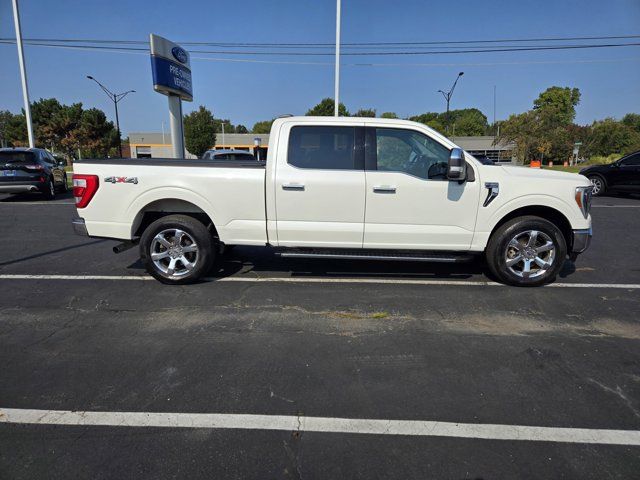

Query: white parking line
left=1, top=407, right=639, bottom=446
left=0, top=273, right=639, bottom=289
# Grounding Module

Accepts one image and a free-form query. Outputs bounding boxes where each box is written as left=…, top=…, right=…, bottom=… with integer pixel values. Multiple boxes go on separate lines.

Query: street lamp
left=254, top=137, right=261, bottom=161
left=86, top=75, right=135, bottom=157
left=438, top=71, right=464, bottom=135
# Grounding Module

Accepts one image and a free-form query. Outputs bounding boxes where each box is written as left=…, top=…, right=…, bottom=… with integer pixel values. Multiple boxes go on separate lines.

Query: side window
left=40, top=152, right=53, bottom=164
left=374, top=128, right=450, bottom=180
left=620, top=153, right=640, bottom=166
left=288, top=126, right=356, bottom=170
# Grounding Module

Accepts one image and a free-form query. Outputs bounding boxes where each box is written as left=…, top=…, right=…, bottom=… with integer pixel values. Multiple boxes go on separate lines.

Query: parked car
left=71, top=116, right=593, bottom=287
left=202, top=149, right=256, bottom=161
left=580, top=151, right=640, bottom=196
left=0, top=148, right=68, bottom=199
left=473, top=154, right=495, bottom=165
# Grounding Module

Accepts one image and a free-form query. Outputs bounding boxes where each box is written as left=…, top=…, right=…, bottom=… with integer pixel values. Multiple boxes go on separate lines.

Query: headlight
left=575, top=186, right=593, bottom=219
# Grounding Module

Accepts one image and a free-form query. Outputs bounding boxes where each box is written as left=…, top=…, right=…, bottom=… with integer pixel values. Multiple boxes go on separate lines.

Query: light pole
left=86, top=75, right=135, bottom=157
left=334, top=0, right=341, bottom=117
left=438, top=72, right=464, bottom=135
left=254, top=137, right=261, bottom=161
left=12, top=0, right=34, bottom=147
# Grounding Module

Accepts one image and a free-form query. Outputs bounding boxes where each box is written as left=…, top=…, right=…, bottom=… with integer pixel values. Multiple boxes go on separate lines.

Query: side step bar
left=276, top=250, right=476, bottom=263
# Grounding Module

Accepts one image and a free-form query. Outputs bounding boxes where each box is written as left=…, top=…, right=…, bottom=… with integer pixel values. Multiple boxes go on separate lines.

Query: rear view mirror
left=447, top=148, right=467, bottom=181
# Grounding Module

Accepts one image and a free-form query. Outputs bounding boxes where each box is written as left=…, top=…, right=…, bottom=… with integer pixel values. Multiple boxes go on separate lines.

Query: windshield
left=0, top=151, right=36, bottom=163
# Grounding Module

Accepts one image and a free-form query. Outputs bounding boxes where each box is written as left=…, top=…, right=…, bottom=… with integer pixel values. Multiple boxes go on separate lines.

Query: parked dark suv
left=0, top=148, right=68, bottom=199
left=580, top=151, right=640, bottom=196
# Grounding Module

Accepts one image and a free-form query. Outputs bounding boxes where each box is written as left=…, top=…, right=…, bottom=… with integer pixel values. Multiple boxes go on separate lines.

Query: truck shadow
left=211, top=246, right=487, bottom=281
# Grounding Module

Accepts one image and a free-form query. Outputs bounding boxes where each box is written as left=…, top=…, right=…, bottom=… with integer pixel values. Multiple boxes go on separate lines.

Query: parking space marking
left=1, top=407, right=639, bottom=446
left=0, top=274, right=639, bottom=289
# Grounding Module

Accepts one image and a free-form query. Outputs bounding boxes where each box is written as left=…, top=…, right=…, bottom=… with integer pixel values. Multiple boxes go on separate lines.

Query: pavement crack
left=587, top=378, right=640, bottom=419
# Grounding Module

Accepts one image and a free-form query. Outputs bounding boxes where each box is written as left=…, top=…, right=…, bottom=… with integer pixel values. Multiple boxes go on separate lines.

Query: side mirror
left=447, top=148, right=467, bottom=181
left=57, top=159, right=67, bottom=167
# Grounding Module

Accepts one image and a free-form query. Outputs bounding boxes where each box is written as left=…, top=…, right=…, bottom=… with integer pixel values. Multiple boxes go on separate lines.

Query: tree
left=353, top=108, right=376, bottom=117
left=252, top=119, right=274, bottom=134
left=449, top=108, right=488, bottom=136
left=306, top=98, right=349, bottom=117
left=77, top=108, right=118, bottom=158
left=184, top=106, right=216, bottom=158
left=380, top=112, right=398, bottom=119
left=409, top=112, right=445, bottom=134
left=622, top=113, right=640, bottom=133
left=587, top=118, right=640, bottom=156
left=533, top=86, right=581, bottom=125
left=236, top=124, right=248, bottom=134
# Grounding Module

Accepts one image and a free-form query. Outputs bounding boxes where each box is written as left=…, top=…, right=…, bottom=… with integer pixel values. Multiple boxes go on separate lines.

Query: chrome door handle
left=373, top=186, right=396, bottom=194
left=282, top=183, right=305, bottom=191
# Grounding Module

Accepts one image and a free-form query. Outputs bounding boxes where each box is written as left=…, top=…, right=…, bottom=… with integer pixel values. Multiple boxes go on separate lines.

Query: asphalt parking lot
left=0, top=191, right=639, bottom=479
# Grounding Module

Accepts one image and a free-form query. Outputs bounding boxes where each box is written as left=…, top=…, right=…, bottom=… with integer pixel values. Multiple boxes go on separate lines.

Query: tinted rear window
left=288, top=126, right=356, bottom=170
left=0, top=152, right=36, bottom=163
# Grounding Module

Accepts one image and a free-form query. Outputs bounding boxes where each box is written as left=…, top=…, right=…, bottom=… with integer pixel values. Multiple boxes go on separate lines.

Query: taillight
left=72, top=174, right=99, bottom=208
left=23, top=164, right=44, bottom=171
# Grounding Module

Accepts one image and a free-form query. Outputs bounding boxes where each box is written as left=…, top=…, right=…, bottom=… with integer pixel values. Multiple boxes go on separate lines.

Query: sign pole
left=11, top=0, right=34, bottom=148
left=168, top=95, right=184, bottom=158
left=149, top=34, right=192, bottom=159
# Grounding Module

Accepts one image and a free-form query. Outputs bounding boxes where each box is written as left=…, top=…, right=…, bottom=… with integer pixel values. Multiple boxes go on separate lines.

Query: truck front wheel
left=140, top=214, right=215, bottom=284
left=486, top=216, right=567, bottom=287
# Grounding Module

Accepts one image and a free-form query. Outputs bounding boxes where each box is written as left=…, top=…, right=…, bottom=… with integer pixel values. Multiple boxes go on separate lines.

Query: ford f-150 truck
left=72, top=116, right=593, bottom=286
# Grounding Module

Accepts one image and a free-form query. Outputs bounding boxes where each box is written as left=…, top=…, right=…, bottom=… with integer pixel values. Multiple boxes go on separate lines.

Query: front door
left=274, top=123, right=366, bottom=248
left=363, top=126, right=480, bottom=250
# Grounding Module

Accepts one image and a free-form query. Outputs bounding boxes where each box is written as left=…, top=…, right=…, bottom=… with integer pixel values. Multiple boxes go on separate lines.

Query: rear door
left=274, top=123, right=366, bottom=248
left=363, top=125, right=480, bottom=250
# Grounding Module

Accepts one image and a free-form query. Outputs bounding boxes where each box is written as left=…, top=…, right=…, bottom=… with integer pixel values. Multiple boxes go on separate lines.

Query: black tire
left=486, top=215, right=567, bottom=287
left=140, top=214, right=215, bottom=285
left=60, top=173, right=69, bottom=193
left=41, top=177, right=56, bottom=200
left=587, top=174, right=606, bottom=197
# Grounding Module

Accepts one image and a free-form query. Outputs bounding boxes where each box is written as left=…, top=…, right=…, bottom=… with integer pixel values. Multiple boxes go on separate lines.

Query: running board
left=276, top=249, right=476, bottom=263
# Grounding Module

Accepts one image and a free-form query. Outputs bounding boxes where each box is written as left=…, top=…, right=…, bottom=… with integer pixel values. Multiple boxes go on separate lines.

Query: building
left=128, top=131, right=515, bottom=164
left=450, top=136, right=517, bottom=164
left=128, top=132, right=269, bottom=159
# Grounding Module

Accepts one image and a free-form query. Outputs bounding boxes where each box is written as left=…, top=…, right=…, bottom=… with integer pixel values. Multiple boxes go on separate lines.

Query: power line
left=1, top=33, right=639, bottom=47
left=1, top=38, right=640, bottom=56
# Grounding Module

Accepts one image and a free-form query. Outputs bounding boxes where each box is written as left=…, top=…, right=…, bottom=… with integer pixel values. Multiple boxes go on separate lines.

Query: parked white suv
left=71, top=116, right=592, bottom=286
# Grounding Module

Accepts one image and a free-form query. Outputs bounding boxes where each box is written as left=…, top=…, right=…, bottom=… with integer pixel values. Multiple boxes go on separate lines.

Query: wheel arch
left=131, top=198, right=219, bottom=239
left=488, top=205, right=573, bottom=250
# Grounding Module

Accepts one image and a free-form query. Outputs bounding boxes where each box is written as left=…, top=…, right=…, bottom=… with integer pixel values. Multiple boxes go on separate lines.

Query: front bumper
left=571, top=227, right=592, bottom=254
left=72, top=217, right=88, bottom=236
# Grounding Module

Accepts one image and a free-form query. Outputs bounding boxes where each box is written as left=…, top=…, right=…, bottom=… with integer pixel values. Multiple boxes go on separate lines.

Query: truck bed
left=75, top=158, right=266, bottom=169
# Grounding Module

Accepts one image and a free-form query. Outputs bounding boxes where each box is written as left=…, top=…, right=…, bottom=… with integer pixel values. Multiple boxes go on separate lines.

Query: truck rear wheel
left=486, top=216, right=567, bottom=287
left=140, top=214, right=215, bottom=285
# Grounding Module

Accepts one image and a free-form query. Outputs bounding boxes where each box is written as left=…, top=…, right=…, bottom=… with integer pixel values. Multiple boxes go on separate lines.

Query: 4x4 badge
left=105, top=176, right=138, bottom=184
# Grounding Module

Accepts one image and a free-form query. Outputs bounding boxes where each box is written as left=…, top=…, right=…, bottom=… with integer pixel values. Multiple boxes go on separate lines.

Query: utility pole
left=438, top=72, right=464, bottom=135
left=493, top=85, right=497, bottom=131
left=334, top=0, right=341, bottom=117
left=86, top=76, right=135, bottom=157
left=12, top=0, right=34, bottom=147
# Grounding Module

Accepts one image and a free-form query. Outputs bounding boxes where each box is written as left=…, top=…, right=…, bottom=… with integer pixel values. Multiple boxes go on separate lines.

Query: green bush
left=584, top=153, right=621, bottom=165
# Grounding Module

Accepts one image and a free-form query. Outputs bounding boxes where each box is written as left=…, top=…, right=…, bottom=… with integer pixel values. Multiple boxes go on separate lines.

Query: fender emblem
left=483, top=182, right=499, bottom=207
left=105, top=176, right=138, bottom=185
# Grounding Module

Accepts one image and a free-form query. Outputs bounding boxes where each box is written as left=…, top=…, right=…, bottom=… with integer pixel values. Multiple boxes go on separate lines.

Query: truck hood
left=497, top=165, right=590, bottom=185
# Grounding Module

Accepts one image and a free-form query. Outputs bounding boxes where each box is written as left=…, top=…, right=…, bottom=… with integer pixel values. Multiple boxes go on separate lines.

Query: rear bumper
left=72, top=217, right=88, bottom=236
left=0, top=181, right=43, bottom=193
left=571, top=227, right=592, bottom=254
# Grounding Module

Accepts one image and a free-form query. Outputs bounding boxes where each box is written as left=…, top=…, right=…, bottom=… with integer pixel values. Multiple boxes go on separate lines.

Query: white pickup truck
left=72, top=116, right=592, bottom=286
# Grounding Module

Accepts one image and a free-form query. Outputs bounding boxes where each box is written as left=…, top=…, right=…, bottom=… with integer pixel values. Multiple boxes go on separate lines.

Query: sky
left=1, top=0, right=639, bottom=135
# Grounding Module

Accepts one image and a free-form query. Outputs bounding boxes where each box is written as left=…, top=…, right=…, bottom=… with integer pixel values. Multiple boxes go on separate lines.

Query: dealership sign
left=149, top=34, right=193, bottom=101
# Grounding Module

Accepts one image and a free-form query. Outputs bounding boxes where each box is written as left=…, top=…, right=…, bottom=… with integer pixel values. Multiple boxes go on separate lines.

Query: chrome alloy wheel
left=150, top=228, right=199, bottom=278
left=504, top=230, right=556, bottom=279
left=590, top=177, right=603, bottom=195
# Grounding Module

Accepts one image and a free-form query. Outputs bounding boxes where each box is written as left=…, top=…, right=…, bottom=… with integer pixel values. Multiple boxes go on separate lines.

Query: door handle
left=282, top=183, right=305, bottom=191
left=373, top=186, right=396, bottom=194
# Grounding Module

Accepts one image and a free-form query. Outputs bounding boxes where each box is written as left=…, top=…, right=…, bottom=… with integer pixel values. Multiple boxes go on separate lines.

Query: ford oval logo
left=171, top=46, right=188, bottom=64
